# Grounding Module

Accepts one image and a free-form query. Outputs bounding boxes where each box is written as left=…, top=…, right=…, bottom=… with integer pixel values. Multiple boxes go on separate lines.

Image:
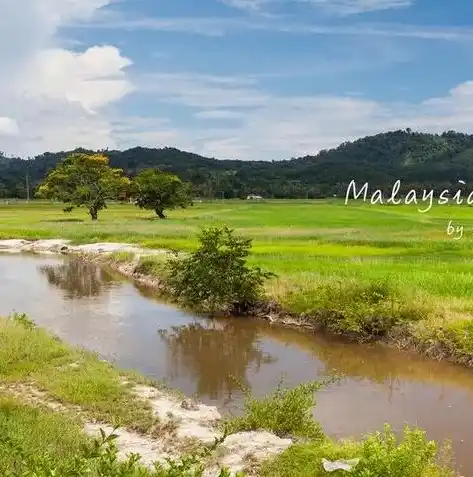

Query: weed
left=223, top=379, right=332, bottom=440
left=259, top=425, right=455, bottom=477
left=283, top=279, right=429, bottom=339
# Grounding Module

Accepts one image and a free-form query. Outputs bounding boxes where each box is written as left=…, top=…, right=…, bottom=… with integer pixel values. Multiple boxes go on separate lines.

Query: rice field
left=1, top=199, right=472, bottom=302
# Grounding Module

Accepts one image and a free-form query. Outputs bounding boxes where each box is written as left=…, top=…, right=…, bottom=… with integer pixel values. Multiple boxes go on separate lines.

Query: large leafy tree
left=36, top=153, right=130, bottom=220
left=131, top=168, right=192, bottom=218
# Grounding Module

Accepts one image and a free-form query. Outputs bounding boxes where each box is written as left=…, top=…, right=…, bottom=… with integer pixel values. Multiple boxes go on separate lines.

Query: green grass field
left=2, top=199, right=473, bottom=360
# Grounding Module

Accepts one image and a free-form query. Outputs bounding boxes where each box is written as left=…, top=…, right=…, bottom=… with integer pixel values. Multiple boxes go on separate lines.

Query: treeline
left=2, top=129, right=473, bottom=199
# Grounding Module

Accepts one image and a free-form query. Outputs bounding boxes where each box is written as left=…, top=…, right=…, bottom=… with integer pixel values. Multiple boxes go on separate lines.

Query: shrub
left=108, top=251, right=136, bottom=265
left=10, top=312, right=36, bottom=330
left=260, top=425, right=454, bottom=477
left=223, top=380, right=331, bottom=440
left=284, top=279, right=428, bottom=339
left=165, top=226, right=275, bottom=314
left=135, top=256, right=169, bottom=277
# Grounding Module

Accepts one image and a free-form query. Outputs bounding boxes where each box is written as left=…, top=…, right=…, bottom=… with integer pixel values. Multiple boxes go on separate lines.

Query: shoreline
left=0, top=314, right=457, bottom=477
left=0, top=311, right=293, bottom=475
left=1, top=238, right=472, bottom=370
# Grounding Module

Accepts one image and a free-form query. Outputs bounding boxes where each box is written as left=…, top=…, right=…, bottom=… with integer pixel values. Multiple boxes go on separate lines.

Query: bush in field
left=165, top=226, right=275, bottom=314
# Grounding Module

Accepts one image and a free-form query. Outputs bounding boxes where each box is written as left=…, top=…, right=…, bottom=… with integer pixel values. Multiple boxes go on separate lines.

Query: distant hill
left=2, top=129, right=473, bottom=199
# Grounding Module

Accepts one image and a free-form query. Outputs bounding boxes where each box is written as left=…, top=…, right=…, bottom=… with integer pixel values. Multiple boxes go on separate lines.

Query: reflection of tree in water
left=158, top=321, right=275, bottom=401
left=39, top=260, right=116, bottom=299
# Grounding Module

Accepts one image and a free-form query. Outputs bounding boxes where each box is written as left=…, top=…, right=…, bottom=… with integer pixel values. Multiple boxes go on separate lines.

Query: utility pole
left=25, top=169, right=30, bottom=202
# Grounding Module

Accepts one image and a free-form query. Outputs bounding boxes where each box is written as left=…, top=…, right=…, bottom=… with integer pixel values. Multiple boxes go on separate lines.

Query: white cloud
left=21, top=46, right=133, bottom=113
left=220, top=0, right=413, bottom=15
left=306, top=0, right=413, bottom=15
left=137, top=73, right=268, bottom=108
left=0, top=0, right=133, bottom=156
left=220, top=0, right=271, bottom=12
left=0, top=118, right=19, bottom=136
left=122, top=72, right=473, bottom=161
left=85, top=13, right=473, bottom=43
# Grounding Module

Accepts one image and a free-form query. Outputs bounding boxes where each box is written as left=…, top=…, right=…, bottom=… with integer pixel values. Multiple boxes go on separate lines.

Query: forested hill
left=2, top=129, right=473, bottom=199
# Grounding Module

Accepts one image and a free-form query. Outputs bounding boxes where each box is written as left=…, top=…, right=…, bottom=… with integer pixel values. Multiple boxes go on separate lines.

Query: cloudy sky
left=1, top=0, right=473, bottom=160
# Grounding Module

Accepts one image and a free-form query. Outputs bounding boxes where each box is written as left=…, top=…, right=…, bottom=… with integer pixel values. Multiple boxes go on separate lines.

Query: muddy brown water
left=1, top=254, right=473, bottom=474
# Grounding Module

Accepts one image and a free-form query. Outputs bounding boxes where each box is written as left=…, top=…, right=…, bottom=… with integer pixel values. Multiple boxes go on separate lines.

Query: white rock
left=205, top=431, right=292, bottom=476
left=84, top=423, right=173, bottom=466
left=133, top=385, right=222, bottom=445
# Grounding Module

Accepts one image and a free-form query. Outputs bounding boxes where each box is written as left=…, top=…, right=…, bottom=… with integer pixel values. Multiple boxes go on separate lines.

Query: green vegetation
left=131, top=168, right=193, bottom=219
left=259, top=425, right=454, bottom=477
left=0, top=314, right=237, bottom=476
left=223, top=381, right=453, bottom=477
left=1, top=405, right=234, bottom=476
left=223, top=381, right=326, bottom=440
left=36, top=153, right=130, bottom=220
left=166, top=226, right=275, bottom=314
left=0, top=316, right=456, bottom=476
left=282, top=279, right=429, bottom=339
left=2, top=130, right=473, bottom=199
left=0, top=313, right=156, bottom=431
left=2, top=198, right=473, bottom=362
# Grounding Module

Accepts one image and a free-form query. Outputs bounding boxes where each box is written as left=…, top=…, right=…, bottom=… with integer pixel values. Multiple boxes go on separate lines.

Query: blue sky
left=1, top=0, right=473, bottom=160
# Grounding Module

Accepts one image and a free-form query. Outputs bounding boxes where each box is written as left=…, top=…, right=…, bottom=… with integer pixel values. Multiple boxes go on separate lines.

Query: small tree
left=36, top=153, right=130, bottom=220
left=131, top=168, right=192, bottom=219
left=166, top=226, right=275, bottom=314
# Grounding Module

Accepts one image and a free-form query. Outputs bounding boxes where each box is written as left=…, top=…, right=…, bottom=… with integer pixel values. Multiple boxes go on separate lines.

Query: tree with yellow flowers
left=36, top=153, right=130, bottom=220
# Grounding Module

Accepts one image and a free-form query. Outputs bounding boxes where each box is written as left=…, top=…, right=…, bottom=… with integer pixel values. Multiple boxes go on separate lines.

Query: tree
left=36, top=153, right=130, bottom=220
left=131, top=168, right=192, bottom=219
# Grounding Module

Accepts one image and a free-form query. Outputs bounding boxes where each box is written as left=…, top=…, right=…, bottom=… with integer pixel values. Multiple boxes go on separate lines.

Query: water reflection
left=39, top=260, right=118, bottom=299
left=158, top=321, right=275, bottom=402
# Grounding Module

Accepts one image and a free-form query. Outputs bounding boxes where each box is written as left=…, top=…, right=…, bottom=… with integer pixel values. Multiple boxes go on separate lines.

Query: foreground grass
left=0, top=395, right=88, bottom=474
left=0, top=316, right=456, bottom=476
left=221, top=378, right=454, bottom=477
left=0, top=314, right=156, bottom=432
left=3, top=200, right=473, bottom=361
left=259, top=425, right=455, bottom=477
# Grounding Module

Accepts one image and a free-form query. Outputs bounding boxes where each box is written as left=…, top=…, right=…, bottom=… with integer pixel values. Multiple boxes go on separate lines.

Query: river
left=1, top=253, right=472, bottom=474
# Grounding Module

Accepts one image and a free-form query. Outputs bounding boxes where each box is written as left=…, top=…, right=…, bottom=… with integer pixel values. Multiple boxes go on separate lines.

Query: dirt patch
left=0, top=380, right=292, bottom=475
left=0, top=239, right=167, bottom=257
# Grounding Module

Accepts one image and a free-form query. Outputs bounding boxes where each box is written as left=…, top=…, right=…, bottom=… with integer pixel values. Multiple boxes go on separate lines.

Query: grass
left=222, top=380, right=328, bottom=440
left=0, top=395, right=88, bottom=474
left=0, top=314, right=237, bottom=476
left=0, top=316, right=456, bottom=476
left=259, top=425, right=455, bottom=477
left=221, top=379, right=454, bottom=477
left=2, top=200, right=473, bottom=359
left=0, top=313, right=157, bottom=432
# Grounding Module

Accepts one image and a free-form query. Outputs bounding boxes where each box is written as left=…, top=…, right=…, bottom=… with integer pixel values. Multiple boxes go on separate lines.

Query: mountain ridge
left=2, top=129, right=473, bottom=199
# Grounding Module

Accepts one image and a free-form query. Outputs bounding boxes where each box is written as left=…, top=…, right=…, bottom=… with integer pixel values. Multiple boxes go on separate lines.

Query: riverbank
left=0, top=313, right=293, bottom=475
left=1, top=237, right=473, bottom=370
left=0, top=314, right=457, bottom=476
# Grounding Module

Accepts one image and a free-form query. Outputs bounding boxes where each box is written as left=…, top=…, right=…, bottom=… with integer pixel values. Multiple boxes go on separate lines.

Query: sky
left=1, top=0, right=473, bottom=160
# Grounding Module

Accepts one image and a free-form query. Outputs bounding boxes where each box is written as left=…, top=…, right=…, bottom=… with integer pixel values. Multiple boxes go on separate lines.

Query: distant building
left=246, top=194, right=263, bottom=200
